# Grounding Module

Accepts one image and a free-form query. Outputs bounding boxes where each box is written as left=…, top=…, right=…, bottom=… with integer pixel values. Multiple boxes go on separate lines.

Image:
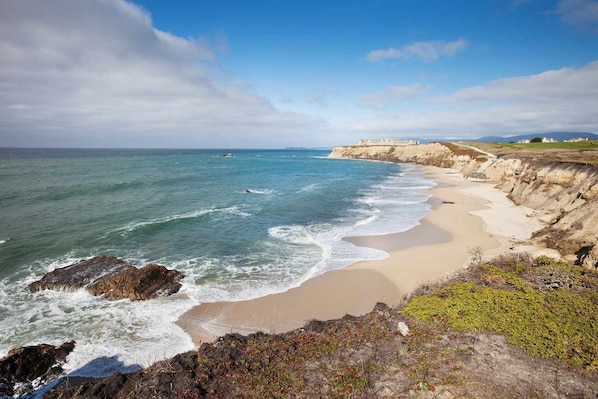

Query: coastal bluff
left=329, top=142, right=484, bottom=173
left=330, top=142, right=598, bottom=269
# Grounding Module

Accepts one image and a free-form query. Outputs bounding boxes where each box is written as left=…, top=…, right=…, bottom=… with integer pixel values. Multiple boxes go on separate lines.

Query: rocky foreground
left=36, top=253, right=598, bottom=398
left=0, top=341, right=75, bottom=397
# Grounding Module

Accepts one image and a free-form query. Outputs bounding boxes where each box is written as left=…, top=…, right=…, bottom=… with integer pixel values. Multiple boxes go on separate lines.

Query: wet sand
left=177, top=165, right=550, bottom=345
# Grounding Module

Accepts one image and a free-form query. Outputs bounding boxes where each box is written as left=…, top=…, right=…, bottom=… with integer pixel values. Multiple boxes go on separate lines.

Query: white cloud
left=0, top=0, right=326, bottom=148
left=346, top=61, right=598, bottom=138
left=556, top=0, right=598, bottom=32
left=359, top=84, right=425, bottom=109
left=449, top=61, right=598, bottom=103
left=366, top=39, right=468, bottom=63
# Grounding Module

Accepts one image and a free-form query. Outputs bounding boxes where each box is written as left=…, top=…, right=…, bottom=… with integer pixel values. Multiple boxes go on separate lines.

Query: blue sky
left=1, top=0, right=597, bottom=148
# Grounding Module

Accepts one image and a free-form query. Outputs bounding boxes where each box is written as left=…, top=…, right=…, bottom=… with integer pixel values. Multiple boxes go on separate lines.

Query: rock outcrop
left=29, top=256, right=184, bottom=300
left=88, top=262, right=184, bottom=300
left=0, top=341, right=75, bottom=397
left=330, top=143, right=598, bottom=268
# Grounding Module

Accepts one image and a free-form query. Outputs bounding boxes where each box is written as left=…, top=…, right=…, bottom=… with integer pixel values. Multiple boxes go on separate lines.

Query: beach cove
left=177, top=163, right=555, bottom=345
left=0, top=148, right=439, bottom=373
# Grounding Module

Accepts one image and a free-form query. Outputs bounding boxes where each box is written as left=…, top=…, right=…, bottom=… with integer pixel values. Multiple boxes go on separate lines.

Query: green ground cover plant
left=402, top=255, right=598, bottom=370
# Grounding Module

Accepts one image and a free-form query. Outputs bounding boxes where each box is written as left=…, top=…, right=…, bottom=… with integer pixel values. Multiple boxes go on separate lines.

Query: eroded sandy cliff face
left=329, top=143, right=482, bottom=173
left=485, top=159, right=598, bottom=267
left=330, top=143, right=598, bottom=269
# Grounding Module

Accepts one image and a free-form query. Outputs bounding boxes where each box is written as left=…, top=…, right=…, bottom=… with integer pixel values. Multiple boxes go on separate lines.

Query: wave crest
left=112, top=206, right=250, bottom=235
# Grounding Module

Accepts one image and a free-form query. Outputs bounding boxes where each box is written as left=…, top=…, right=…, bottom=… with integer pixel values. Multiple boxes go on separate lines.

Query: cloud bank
left=366, top=39, right=468, bottom=63
left=349, top=61, right=598, bottom=139
left=0, top=0, right=325, bottom=148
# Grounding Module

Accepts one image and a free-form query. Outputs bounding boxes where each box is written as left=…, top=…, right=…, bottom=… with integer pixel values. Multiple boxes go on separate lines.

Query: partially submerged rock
left=88, top=262, right=184, bottom=300
left=28, top=256, right=183, bottom=300
left=28, top=256, right=130, bottom=292
left=0, top=341, right=75, bottom=397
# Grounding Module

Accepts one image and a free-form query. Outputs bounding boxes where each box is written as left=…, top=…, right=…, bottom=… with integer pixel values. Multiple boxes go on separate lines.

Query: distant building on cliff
left=358, top=138, right=419, bottom=146
left=563, top=137, right=589, bottom=142
left=517, top=137, right=559, bottom=144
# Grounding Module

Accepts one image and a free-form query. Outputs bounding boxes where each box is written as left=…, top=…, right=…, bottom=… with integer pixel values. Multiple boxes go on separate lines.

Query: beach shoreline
left=176, top=164, right=554, bottom=346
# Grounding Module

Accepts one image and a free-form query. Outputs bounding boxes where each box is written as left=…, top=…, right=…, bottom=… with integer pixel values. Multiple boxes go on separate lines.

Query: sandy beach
left=177, top=165, right=554, bottom=346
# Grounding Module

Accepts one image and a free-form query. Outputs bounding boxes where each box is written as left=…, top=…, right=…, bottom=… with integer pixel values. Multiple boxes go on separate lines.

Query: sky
left=1, top=0, right=597, bottom=148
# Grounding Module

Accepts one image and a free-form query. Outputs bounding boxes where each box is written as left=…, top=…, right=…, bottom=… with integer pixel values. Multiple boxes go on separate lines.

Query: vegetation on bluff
left=403, top=254, right=598, bottom=371
left=464, top=140, right=598, bottom=164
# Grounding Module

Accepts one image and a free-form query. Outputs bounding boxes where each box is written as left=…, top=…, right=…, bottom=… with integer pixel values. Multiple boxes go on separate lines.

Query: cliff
left=330, top=143, right=598, bottom=269
left=328, top=143, right=485, bottom=173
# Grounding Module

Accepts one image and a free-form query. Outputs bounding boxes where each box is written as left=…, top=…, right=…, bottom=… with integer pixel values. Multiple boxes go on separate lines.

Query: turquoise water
left=0, top=148, right=433, bottom=376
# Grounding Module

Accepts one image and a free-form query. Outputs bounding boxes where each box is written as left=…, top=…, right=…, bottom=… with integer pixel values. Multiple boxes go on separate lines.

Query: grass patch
left=464, top=140, right=598, bottom=152
left=440, top=142, right=488, bottom=160
left=402, top=256, right=598, bottom=370
left=460, top=141, right=598, bottom=164
left=497, top=141, right=598, bottom=151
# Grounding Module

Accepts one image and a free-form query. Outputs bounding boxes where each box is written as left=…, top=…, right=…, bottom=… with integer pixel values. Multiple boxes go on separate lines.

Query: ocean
left=0, top=148, right=434, bottom=377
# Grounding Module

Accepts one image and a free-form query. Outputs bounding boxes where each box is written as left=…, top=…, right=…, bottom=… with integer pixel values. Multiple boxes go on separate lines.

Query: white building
left=563, top=137, right=589, bottom=142
left=542, top=137, right=557, bottom=143
left=358, top=138, right=419, bottom=146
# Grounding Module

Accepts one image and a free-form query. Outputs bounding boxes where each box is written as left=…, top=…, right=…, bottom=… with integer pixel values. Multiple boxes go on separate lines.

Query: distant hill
left=471, top=132, right=598, bottom=143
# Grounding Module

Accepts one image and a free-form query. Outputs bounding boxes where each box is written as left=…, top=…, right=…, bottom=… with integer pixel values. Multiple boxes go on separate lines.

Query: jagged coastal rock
left=0, top=341, right=75, bottom=397
left=330, top=143, right=598, bottom=269
left=28, top=256, right=184, bottom=300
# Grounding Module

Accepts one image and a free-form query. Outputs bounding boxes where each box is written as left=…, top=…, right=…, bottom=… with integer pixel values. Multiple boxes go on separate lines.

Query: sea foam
left=0, top=253, right=196, bottom=377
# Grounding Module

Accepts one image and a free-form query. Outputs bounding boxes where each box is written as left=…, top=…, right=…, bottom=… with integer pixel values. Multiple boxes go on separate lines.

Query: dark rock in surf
left=0, top=341, right=75, bottom=397
left=28, top=256, right=183, bottom=300
left=88, top=262, right=184, bottom=300
left=28, top=256, right=129, bottom=292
